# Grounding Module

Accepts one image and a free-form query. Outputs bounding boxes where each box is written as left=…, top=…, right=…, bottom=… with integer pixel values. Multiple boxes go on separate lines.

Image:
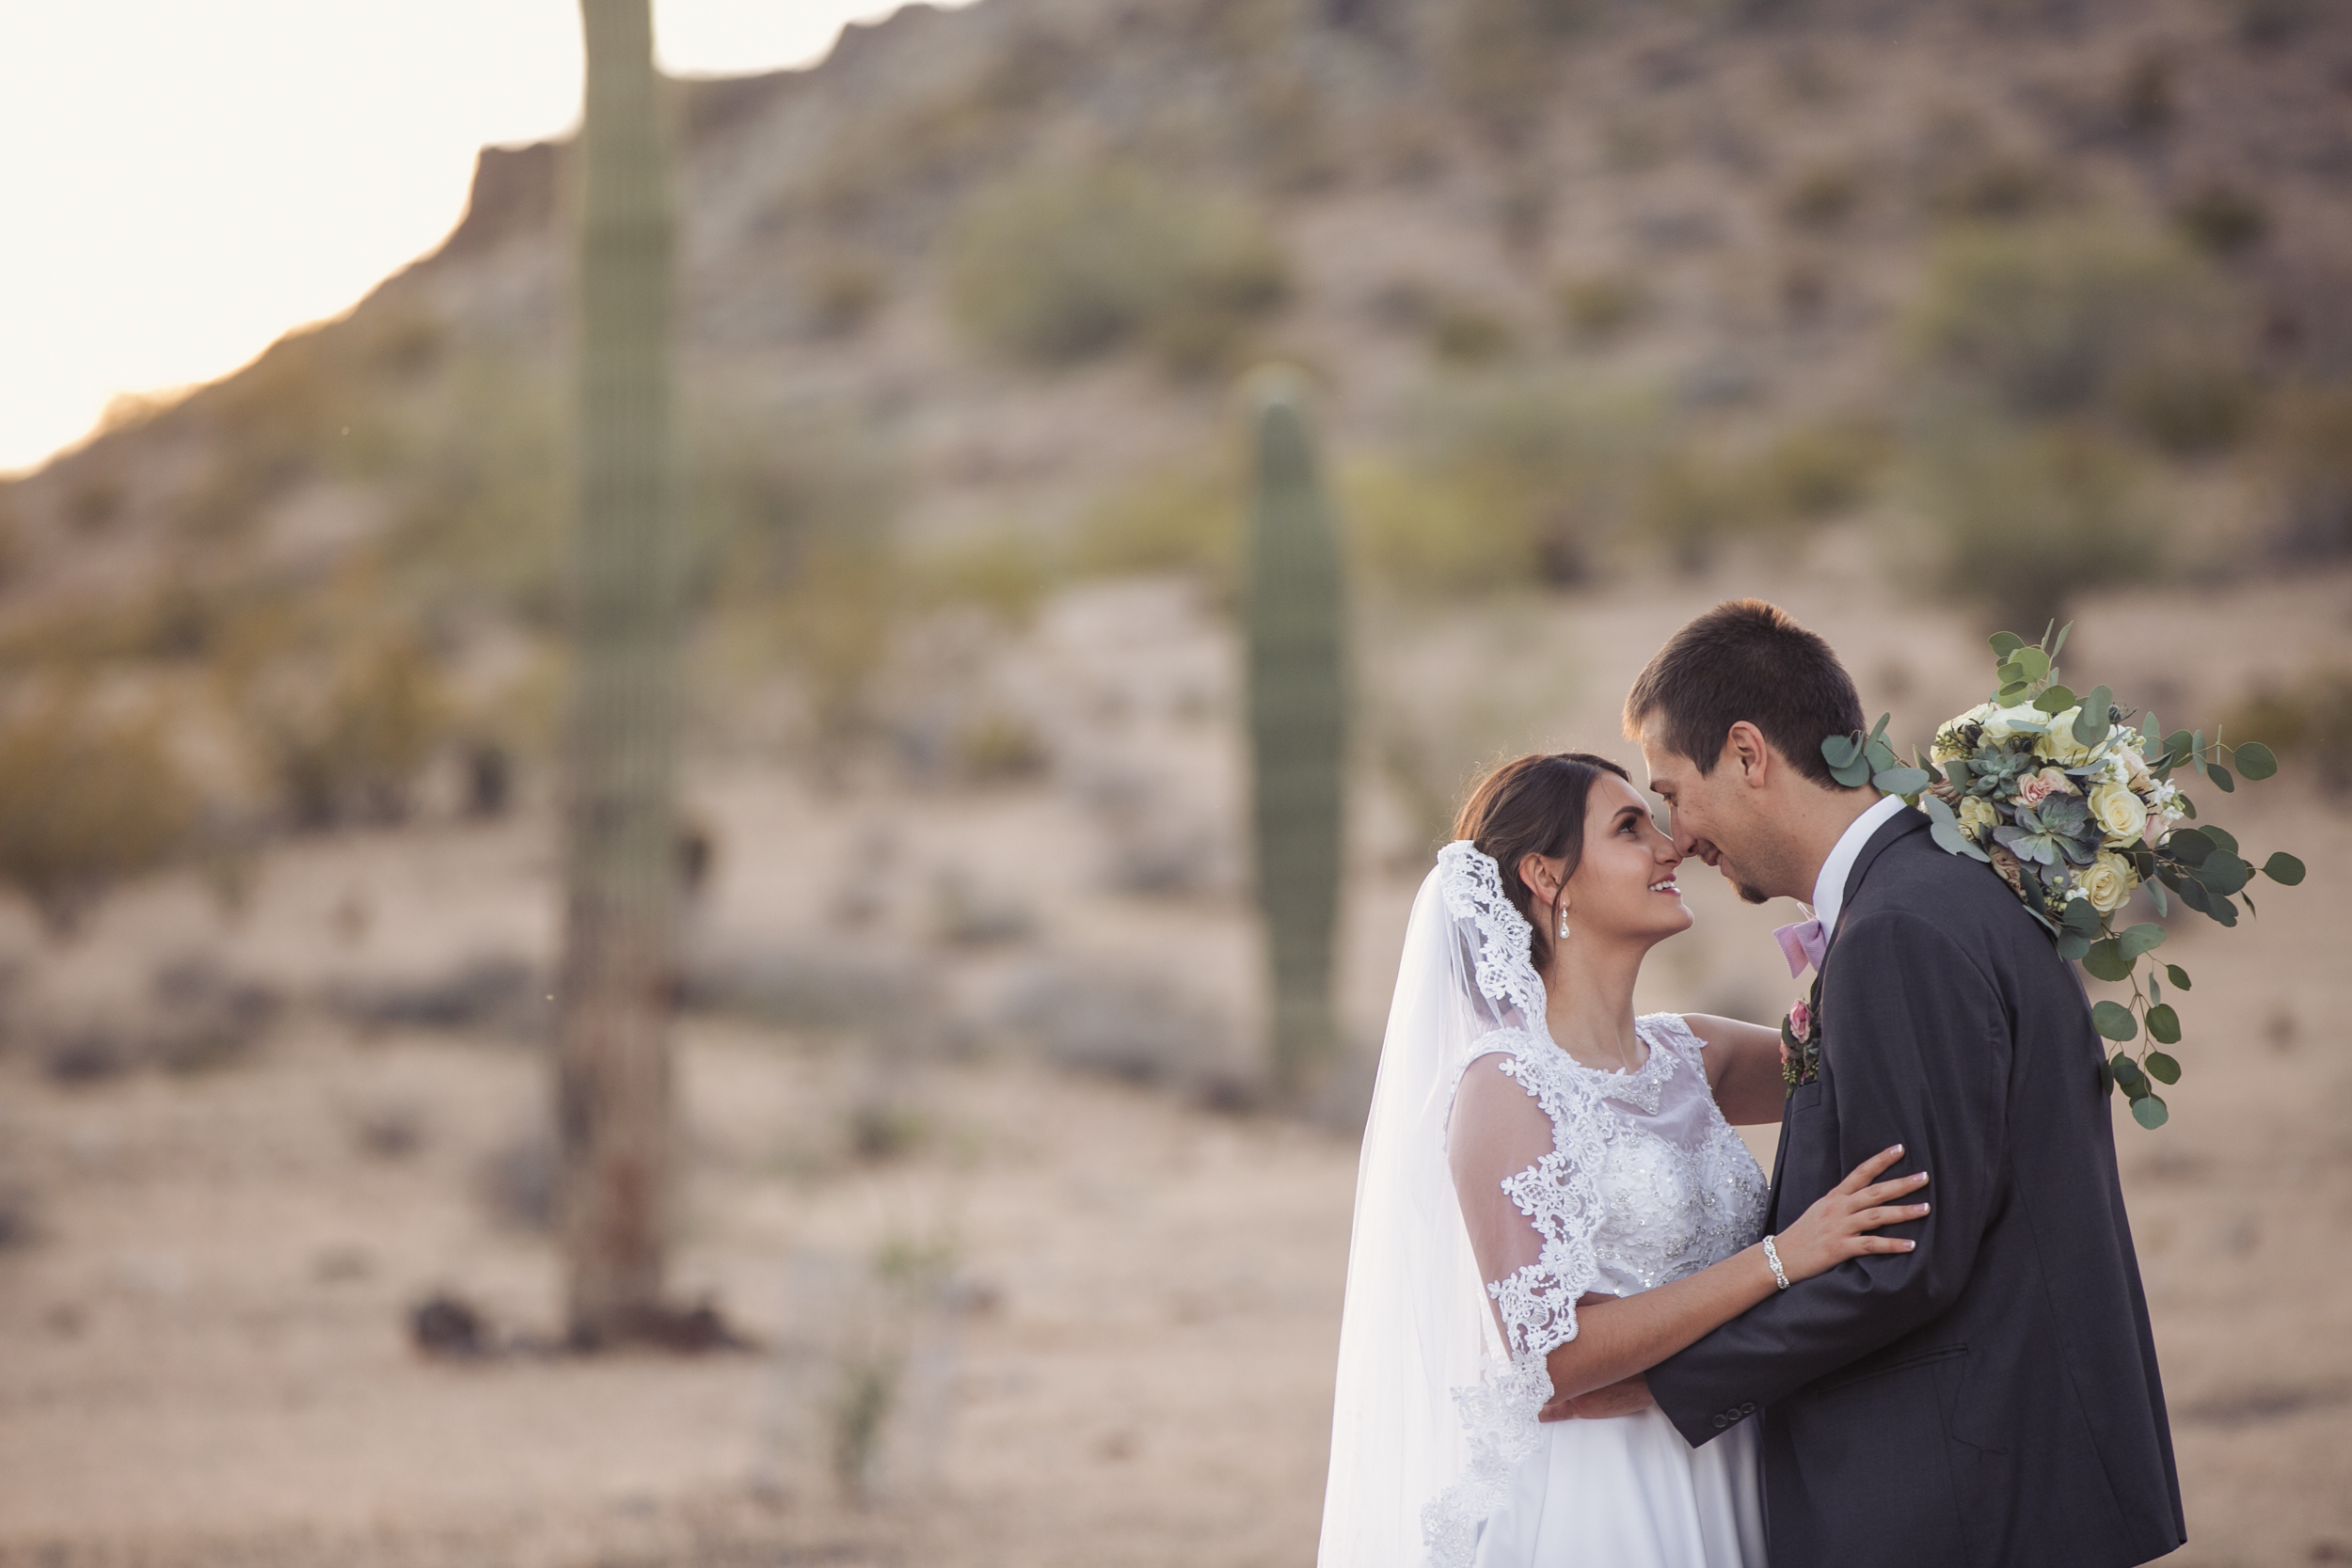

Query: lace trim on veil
left=1422, top=843, right=1618, bottom=1568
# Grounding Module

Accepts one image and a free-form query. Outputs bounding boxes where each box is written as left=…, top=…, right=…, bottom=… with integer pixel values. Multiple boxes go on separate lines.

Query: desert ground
left=4, top=566, right=2352, bottom=1568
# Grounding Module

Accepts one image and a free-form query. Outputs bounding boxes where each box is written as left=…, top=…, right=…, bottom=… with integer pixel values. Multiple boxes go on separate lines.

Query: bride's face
left=1560, top=774, right=1692, bottom=944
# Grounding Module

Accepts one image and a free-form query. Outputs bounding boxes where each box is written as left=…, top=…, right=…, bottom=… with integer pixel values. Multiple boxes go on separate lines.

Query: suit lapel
left=1768, top=808, right=1931, bottom=1223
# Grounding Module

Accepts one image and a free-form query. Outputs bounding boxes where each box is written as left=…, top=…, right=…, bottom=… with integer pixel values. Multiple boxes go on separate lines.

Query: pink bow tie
left=1775, top=918, right=1827, bottom=978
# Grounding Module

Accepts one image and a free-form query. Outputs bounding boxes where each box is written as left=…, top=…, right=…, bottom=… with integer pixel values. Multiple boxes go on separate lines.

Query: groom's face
left=1637, top=724, right=1774, bottom=906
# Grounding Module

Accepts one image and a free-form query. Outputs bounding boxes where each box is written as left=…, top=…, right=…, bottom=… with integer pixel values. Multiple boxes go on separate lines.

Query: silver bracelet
left=1761, top=1235, right=1791, bottom=1291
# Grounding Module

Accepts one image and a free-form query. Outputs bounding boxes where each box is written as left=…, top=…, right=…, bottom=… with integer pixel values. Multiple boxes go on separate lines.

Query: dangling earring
left=1556, top=897, right=1571, bottom=941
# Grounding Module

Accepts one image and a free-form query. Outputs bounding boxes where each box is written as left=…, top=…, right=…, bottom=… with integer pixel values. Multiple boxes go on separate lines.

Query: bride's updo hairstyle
left=1452, top=752, right=1631, bottom=969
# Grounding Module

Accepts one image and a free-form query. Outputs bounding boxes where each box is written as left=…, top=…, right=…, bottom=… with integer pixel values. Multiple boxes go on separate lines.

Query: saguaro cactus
left=554, top=0, right=680, bottom=1347
left=1244, top=372, right=1348, bottom=1099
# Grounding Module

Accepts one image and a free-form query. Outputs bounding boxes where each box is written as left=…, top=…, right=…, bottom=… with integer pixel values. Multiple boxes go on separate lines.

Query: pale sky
left=0, top=1, right=976, bottom=476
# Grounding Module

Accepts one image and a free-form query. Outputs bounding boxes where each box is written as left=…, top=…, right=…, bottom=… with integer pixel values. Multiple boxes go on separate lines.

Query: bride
left=1318, top=752, right=1931, bottom=1568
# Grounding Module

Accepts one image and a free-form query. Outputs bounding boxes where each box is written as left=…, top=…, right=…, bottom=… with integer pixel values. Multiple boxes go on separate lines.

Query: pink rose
left=2016, top=767, right=2076, bottom=808
left=1789, top=998, right=1813, bottom=1043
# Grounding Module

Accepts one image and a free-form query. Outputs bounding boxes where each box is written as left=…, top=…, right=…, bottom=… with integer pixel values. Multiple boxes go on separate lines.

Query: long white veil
left=1317, top=845, right=1549, bottom=1568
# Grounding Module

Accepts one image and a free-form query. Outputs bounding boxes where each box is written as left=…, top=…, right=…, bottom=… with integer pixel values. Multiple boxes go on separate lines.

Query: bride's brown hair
left=1453, top=752, right=1632, bottom=969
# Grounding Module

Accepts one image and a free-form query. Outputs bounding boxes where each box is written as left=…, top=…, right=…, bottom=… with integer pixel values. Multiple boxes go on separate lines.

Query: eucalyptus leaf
left=2145, top=1004, right=2181, bottom=1045
left=2092, top=1001, right=2138, bottom=1041
left=1874, top=766, right=1932, bottom=796
left=2200, top=825, right=2238, bottom=855
left=1822, top=734, right=1862, bottom=768
left=1921, top=795, right=1991, bottom=863
left=2234, top=742, right=2278, bottom=781
left=2206, top=894, right=2239, bottom=928
left=2264, top=852, right=2306, bottom=886
left=2131, top=1094, right=2169, bottom=1131
left=2016, top=648, right=2051, bottom=683
left=2209, top=762, right=2234, bottom=793
left=2164, top=963, right=2190, bottom=990
left=2097, top=1058, right=2115, bottom=1096
left=1865, top=738, right=1900, bottom=773
left=2166, top=829, right=2212, bottom=867
left=2145, top=1051, right=2181, bottom=1085
left=2081, top=939, right=2133, bottom=982
left=2144, top=879, right=2168, bottom=917
left=1998, top=660, right=2026, bottom=687
left=2110, top=1053, right=2148, bottom=1094
left=2198, top=853, right=2250, bottom=895
left=2061, top=898, right=2103, bottom=938
left=2117, top=923, right=2168, bottom=961
left=2056, top=931, right=2092, bottom=962
left=1990, top=632, right=2026, bottom=658
left=2035, top=685, right=2078, bottom=715
left=2073, top=686, right=2113, bottom=746
left=2049, top=621, right=2073, bottom=660
left=1998, top=681, right=2032, bottom=705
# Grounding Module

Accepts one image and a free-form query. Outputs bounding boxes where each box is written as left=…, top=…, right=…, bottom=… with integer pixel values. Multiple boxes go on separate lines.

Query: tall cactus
left=553, top=0, right=680, bottom=1347
left=1245, top=372, right=1348, bottom=1099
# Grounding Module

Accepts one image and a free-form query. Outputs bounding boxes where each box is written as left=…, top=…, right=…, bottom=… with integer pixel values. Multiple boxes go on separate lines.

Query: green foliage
left=1555, top=271, right=1650, bottom=343
left=1907, top=222, right=2247, bottom=436
left=2230, top=670, right=2352, bottom=797
left=2172, top=181, right=2270, bottom=257
left=0, top=692, right=195, bottom=937
left=2261, top=386, right=2352, bottom=561
left=1065, top=459, right=1241, bottom=592
left=946, top=166, right=1289, bottom=375
left=1912, top=420, right=2163, bottom=635
left=1750, top=420, right=1889, bottom=521
left=1343, top=460, right=1542, bottom=597
left=1244, top=372, right=1348, bottom=1099
left=1429, top=301, right=1516, bottom=367
left=1781, top=164, right=1865, bottom=231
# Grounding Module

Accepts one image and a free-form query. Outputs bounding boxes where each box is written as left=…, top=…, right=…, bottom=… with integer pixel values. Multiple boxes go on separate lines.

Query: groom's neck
left=1781, top=784, right=1883, bottom=908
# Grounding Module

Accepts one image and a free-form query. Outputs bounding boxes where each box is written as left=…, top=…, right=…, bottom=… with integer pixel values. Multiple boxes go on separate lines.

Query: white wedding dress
left=1320, top=844, right=1772, bottom=1568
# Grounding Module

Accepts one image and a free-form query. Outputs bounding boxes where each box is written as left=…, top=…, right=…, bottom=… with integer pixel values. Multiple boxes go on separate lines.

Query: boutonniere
left=1781, top=975, right=1822, bottom=1093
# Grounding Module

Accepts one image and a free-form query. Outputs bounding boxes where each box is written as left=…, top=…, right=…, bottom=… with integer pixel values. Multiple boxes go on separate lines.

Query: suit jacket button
left=1741, top=1402, right=1756, bottom=1415
left=1713, top=1414, right=1729, bottom=1430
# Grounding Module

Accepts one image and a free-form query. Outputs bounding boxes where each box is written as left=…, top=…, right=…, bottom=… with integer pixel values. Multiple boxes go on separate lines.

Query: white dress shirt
left=1807, top=792, right=1910, bottom=939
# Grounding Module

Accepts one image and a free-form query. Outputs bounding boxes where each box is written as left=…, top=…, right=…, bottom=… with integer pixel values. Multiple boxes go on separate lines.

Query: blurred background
left=3, top=0, right=2351, bottom=1563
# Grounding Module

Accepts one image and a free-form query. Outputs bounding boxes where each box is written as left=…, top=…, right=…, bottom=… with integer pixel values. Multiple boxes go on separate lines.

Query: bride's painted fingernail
left=1901, top=1240, right=1916, bottom=1250
left=1886, top=1143, right=1903, bottom=1156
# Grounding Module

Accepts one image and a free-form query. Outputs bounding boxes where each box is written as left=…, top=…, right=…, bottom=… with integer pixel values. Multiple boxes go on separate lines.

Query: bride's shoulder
left=1636, top=1010, right=1713, bottom=1059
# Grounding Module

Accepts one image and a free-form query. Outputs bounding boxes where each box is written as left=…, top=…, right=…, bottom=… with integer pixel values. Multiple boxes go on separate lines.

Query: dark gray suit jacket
left=1649, top=808, right=2185, bottom=1568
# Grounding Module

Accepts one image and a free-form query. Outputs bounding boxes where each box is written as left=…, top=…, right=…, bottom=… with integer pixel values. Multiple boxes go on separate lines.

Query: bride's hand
left=1770, top=1143, right=1929, bottom=1283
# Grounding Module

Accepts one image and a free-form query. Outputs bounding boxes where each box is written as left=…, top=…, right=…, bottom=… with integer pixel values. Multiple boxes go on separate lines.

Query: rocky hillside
left=0, top=0, right=2349, bottom=868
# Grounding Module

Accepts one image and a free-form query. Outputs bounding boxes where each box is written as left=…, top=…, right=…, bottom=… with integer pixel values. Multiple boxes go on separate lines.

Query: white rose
left=1932, top=703, right=1996, bottom=762
left=2089, top=782, right=2148, bottom=845
left=2077, top=851, right=2135, bottom=914
left=2116, top=744, right=2154, bottom=790
left=1957, top=796, right=2000, bottom=840
left=2034, top=708, right=2096, bottom=766
left=1979, top=703, right=2044, bottom=743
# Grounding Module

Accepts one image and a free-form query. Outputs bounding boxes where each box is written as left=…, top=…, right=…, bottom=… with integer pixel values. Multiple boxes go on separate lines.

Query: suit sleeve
left=1647, top=909, right=2010, bottom=1447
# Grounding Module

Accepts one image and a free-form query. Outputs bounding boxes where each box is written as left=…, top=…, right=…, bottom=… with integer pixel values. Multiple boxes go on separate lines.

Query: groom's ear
left=1724, top=721, right=1775, bottom=787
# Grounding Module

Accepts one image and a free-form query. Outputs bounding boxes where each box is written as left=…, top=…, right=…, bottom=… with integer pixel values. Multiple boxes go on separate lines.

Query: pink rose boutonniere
left=1781, top=982, right=1822, bottom=1093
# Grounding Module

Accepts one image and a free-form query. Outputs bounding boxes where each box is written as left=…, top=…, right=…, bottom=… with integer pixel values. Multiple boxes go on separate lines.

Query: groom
left=1568, top=600, right=2185, bottom=1567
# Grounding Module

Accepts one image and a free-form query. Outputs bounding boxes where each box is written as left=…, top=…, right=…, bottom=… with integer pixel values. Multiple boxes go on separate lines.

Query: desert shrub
left=1344, top=462, right=1540, bottom=596
left=2173, top=182, right=2270, bottom=257
left=0, top=693, right=194, bottom=937
left=1396, top=379, right=1664, bottom=586
left=805, top=255, right=889, bottom=337
left=1429, top=301, right=1515, bottom=366
left=2113, top=350, right=2256, bottom=455
left=1065, top=461, right=1241, bottom=589
left=387, top=359, right=564, bottom=626
left=1781, top=164, right=1865, bottom=231
left=2260, top=385, right=2352, bottom=561
left=1750, top=419, right=1889, bottom=520
left=1908, top=222, right=2249, bottom=430
left=1634, top=449, right=1774, bottom=573
left=243, top=627, right=447, bottom=828
left=1927, top=157, right=2069, bottom=223
left=1911, top=420, right=2164, bottom=634
left=1555, top=271, right=1651, bottom=343
left=946, top=166, right=1289, bottom=374
left=2230, top=672, right=2352, bottom=798
left=1448, top=0, right=1599, bottom=143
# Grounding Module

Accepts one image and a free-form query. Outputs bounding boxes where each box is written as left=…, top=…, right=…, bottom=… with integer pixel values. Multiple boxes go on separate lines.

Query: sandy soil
left=4, top=568, right=2351, bottom=1566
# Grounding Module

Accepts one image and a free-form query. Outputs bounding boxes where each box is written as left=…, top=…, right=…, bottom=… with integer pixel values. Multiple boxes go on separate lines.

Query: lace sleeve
left=1447, top=1047, right=1609, bottom=1358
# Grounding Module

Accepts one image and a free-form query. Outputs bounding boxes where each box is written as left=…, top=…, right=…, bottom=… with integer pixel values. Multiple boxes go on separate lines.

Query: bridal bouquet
left=1823, top=626, right=2307, bottom=1130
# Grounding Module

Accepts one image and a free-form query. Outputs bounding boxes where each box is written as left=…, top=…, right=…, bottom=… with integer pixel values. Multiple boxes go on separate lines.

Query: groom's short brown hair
left=1623, top=599, right=1866, bottom=787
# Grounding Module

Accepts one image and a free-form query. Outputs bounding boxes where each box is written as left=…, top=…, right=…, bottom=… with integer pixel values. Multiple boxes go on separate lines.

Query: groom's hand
left=1539, top=1371, right=1656, bottom=1422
